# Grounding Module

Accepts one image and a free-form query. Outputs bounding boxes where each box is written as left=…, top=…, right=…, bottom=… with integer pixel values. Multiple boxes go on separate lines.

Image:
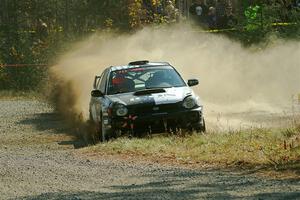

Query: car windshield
left=107, top=66, right=186, bottom=95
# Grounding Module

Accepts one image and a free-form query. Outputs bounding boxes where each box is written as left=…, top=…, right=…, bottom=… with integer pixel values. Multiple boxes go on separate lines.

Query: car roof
left=109, top=61, right=171, bottom=72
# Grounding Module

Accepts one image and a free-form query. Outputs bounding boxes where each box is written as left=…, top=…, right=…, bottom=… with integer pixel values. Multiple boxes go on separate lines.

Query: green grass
left=0, top=90, right=41, bottom=100
left=82, top=127, right=300, bottom=170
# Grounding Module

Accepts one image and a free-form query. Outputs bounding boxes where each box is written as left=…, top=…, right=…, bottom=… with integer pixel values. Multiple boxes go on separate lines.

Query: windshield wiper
left=145, top=86, right=172, bottom=89
left=111, top=90, right=127, bottom=95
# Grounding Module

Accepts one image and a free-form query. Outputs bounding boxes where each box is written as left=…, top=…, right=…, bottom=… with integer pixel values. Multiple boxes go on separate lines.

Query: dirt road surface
left=0, top=100, right=300, bottom=200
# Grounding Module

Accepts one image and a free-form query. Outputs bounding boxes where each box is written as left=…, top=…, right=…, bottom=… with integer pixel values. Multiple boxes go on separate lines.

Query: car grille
left=128, top=103, right=181, bottom=115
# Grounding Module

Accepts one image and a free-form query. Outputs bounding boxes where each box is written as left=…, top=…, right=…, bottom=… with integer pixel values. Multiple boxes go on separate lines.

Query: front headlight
left=183, top=96, right=197, bottom=109
left=115, top=104, right=128, bottom=116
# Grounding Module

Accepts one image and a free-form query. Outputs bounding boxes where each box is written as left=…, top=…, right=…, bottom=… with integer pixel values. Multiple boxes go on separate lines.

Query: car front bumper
left=108, top=107, right=204, bottom=132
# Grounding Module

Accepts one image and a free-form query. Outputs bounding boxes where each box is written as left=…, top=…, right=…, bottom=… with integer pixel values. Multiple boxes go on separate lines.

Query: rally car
left=89, top=60, right=205, bottom=141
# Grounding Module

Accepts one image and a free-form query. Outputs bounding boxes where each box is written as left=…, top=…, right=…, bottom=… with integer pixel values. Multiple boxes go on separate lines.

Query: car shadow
left=18, top=112, right=87, bottom=149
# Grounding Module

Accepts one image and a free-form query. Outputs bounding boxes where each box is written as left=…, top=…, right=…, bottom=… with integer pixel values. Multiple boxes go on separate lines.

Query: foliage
left=0, top=0, right=180, bottom=90
left=228, top=0, right=300, bottom=45
left=0, top=0, right=299, bottom=89
left=0, top=0, right=130, bottom=90
left=128, top=0, right=178, bottom=28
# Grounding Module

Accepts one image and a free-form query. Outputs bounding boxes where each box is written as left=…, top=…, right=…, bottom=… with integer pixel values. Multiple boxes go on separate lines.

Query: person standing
left=199, top=0, right=209, bottom=22
left=207, top=6, right=217, bottom=29
left=189, top=0, right=209, bottom=24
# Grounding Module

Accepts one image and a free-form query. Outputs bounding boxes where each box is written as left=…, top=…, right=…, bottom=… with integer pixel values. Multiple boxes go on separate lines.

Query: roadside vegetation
left=82, top=124, right=300, bottom=174
left=0, top=90, right=41, bottom=100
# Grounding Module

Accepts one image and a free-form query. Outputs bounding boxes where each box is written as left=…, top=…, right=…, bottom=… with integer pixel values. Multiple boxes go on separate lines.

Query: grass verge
left=0, top=90, right=41, bottom=100
left=81, top=126, right=300, bottom=177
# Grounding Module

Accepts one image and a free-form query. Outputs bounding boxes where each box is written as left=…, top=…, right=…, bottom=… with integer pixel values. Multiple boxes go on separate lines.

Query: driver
left=111, top=73, right=135, bottom=93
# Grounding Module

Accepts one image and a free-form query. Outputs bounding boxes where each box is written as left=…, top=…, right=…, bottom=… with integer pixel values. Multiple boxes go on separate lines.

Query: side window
left=95, top=76, right=101, bottom=89
left=96, top=72, right=104, bottom=90
left=99, top=69, right=108, bottom=94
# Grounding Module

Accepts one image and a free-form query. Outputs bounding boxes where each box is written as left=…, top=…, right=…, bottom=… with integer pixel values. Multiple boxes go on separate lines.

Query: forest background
left=0, top=0, right=299, bottom=90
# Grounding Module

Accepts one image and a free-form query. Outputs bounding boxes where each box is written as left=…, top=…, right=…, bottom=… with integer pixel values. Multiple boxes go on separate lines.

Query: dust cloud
left=51, top=24, right=300, bottom=131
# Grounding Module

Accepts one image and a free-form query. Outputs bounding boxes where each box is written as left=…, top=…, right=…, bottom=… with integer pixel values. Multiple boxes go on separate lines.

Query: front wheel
left=98, top=114, right=114, bottom=142
left=195, top=118, right=206, bottom=133
left=98, top=116, right=106, bottom=142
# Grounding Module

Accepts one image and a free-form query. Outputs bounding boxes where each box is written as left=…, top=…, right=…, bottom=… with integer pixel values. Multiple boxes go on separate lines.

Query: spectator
left=196, top=5, right=203, bottom=16
left=189, top=0, right=209, bottom=24
left=200, top=0, right=209, bottom=22
left=189, top=0, right=200, bottom=16
left=207, top=7, right=217, bottom=29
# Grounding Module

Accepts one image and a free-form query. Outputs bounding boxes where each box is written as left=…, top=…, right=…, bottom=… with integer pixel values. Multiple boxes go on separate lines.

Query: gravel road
left=0, top=100, right=300, bottom=200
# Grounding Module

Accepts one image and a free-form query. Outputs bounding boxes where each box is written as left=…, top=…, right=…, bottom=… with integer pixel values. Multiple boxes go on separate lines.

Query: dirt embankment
left=0, top=99, right=300, bottom=200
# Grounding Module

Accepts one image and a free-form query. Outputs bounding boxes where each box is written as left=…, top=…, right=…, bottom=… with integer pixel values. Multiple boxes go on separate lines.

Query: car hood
left=107, top=87, right=200, bottom=106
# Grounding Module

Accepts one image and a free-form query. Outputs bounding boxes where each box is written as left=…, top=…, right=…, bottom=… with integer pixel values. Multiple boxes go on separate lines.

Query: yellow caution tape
left=0, top=64, right=48, bottom=67
left=195, top=22, right=297, bottom=33
left=17, top=30, right=36, bottom=33
left=201, top=28, right=237, bottom=33
left=272, top=22, right=297, bottom=26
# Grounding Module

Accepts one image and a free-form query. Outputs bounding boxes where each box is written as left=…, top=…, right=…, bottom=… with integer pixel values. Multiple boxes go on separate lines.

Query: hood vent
left=134, top=88, right=166, bottom=96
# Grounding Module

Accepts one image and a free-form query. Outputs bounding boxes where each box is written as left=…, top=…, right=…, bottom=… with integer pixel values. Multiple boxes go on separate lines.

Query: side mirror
left=187, top=79, right=199, bottom=87
left=91, top=90, right=104, bottom=97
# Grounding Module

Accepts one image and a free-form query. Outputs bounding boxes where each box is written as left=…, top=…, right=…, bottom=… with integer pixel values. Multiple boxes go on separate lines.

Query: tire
left=89, top=111, right=93, bottom=121
left=99, top=114, right=113, bottom=142
left=89, top=111, right=105, bottom=142
left=195, top=118, right=206, bottom=133
left=201, top=118, right=206, bottom=132
left=99, top=115, right=106, bottom=142
left=89, top=109, right=114, bottom=142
